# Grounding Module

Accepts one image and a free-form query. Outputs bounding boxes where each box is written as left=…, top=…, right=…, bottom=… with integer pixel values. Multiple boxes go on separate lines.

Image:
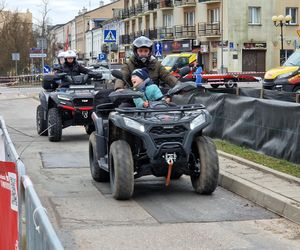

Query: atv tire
left=109, top=140, right=134, bottom=200
left=48, top=108, right=62, bottom=142
left=36, top=105, right=48, bottom=136
left=191, top=136, right=219, bottom=194
left=89, top=132, right=109, bottom=182
left=225, top=79, right=237, bottom=88
left=85, top=124, right=95, bottom=135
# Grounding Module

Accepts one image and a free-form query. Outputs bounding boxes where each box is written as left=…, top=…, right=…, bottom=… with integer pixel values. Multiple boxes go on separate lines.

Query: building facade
left=51, top=0, right=300, bottom=71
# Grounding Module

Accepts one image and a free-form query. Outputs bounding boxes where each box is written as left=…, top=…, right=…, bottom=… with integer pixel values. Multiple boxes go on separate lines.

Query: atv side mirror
left=111, top=70, right=123, bottom=80
left=111, top=70, right=131, bottom=88
left=167, top=82, right=197, bottom=96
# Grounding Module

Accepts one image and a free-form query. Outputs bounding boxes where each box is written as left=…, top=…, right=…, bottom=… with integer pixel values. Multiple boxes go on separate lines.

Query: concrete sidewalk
left=218, top=151, right=300, bottom=225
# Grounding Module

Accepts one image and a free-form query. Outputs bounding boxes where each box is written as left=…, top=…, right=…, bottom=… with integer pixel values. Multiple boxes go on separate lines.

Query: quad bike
left=36, top=71, right=103, bottom=142
left=89, top=70, right=219, bottom=200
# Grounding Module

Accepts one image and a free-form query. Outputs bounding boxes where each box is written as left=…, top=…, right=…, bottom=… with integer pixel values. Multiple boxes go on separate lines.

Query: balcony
left=198, top=0, right=221, bottom=3
left=174, top=0, right=196, bottom=7
left=135, top=3, right=144, bottom=15
left=174, top=25, right=196, bottom=39
left=129, top=6, right=136, bottom=17
left=198, top=22, right=221, bottom=37
left=118, top=9, right=130, bottom=19
left=119, top=34, right=130, bottom=45
left=144, top=1, right=159, bottom=13
left=159, top=27, right=174, bottom=40
left=144, top=29, right=158, bottom=39
left=160, top=0, right=174, bottom=9
left=130, top=32, right=138, bottom=43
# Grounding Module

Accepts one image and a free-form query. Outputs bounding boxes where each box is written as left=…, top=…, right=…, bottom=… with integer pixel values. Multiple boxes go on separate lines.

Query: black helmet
left=132, top=36, right=153, bottom=65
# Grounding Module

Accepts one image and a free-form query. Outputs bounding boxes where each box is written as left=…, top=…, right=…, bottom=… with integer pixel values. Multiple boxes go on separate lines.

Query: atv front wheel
left=89, top=132, right=109, bottom=182
left=191, top=136, right=219, bottom=194
left=48, top=108, right=62, bottom=142
left=36, top=105, right=48, bottom=136
left=109, top=140, right=134, bottom=200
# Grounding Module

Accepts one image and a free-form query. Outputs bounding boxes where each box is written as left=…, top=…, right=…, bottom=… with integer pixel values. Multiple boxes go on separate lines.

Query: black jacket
left=62, top=61, right=90, bottom=76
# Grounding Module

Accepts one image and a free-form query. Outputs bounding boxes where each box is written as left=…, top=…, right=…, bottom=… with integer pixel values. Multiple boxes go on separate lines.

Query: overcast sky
left=5, top=0, right=109, bottom=25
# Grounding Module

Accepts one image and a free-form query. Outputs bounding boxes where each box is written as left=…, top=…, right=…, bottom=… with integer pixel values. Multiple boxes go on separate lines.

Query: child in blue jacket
left=131, top=68, right=163, bottom=108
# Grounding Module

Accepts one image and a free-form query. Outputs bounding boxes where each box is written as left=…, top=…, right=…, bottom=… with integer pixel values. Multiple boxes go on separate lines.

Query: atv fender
left=94, top=116, right=107, bottom=158
left=39, top=91, right=50, bottom=111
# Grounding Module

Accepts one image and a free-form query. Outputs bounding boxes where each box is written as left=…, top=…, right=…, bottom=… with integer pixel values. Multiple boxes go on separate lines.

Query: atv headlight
left=190, top=113, right=206, bottom=130
left=57, top=94, right=71, bottom=101
left=277, top=72, right=294, bottom=79
left=123, top=117, right=145, bottom=133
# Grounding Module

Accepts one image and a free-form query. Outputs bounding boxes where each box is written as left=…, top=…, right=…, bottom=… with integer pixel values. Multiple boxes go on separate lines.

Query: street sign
left=11, top=53, right=20, bottom=61
left=297, top=30, right=300, bottom=37
left=104, top=30, right=117, bottom=42
left=98, top=53, right=107, bottom=61
left=43, top=65, right=51, bottom=73
left=154, top=42, right=162, bottom=57
left=29, top=53, right=47, bottom=58
left=37, top=37, right=47, bottom=49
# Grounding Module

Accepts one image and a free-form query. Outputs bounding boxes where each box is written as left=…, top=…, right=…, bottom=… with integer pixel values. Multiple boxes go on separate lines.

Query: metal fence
left=0, top=74, right=43, bottom=87
left=0, top=116, right=64, bottom=250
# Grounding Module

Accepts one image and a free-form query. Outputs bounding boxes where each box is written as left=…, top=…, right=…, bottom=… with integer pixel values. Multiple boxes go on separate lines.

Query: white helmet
left=64, top=50, right=77, bottom=58
left=57, top=51, right=65, bottom=58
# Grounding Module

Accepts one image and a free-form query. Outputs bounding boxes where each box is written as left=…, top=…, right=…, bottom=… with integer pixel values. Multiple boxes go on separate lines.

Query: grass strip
left=214, top=139, right=300, bottom=178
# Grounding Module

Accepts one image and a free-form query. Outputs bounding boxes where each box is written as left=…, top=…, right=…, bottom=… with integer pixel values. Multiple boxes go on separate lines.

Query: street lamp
left=272, top=14, right=292, bottom=62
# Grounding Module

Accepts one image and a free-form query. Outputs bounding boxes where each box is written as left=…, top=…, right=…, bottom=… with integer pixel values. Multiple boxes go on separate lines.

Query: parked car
left=263, top=49, right=300, bottom=93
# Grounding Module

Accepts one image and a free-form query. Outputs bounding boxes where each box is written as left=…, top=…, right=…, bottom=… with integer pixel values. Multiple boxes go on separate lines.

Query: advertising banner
left=0, top=161, right=19, bottom=250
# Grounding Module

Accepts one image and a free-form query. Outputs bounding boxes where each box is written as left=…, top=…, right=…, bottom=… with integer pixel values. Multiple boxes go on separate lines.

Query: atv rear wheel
left=191, top=136, right=219, bottom=194
left=109, top=140, right=134, bottom=200
left=48, top=108, right=62, bottom=142
left=225, top=79, right=237, bottom=88
left=89, top=132, right=109, bottom=182
left=36, top=105, right=48, bottom=136
left=85, top=124, right=95, bottom=135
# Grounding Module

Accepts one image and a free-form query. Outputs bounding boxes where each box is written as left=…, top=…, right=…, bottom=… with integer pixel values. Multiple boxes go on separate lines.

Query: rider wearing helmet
left=114, top=36, right=177, bottom=90
left=53, top=51, right=66, bottom=73
left=62, top=50, right=91, bottom=76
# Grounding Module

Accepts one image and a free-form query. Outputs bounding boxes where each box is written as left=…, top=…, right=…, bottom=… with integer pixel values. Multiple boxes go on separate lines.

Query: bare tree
left=0, top=11, right=35, bottom=75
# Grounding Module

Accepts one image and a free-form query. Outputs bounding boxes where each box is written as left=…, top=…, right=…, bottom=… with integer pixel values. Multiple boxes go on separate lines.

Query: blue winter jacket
left=133, top=78, right=163, bottom=108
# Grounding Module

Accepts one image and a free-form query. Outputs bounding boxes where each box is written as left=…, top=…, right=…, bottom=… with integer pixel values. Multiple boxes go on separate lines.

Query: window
left=286, top=7, right=298, bottom=24
left=248, top=7, right=261, bottom=24
left=163, top=14, right=173, bottom=28
left=185, top=12, right=195, bottom=26
left=209, top=8, right=219, bottom=24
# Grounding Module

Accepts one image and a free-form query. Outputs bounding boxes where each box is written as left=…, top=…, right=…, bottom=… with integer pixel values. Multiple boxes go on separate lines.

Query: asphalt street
left=0, top=88, right=299, bottom=249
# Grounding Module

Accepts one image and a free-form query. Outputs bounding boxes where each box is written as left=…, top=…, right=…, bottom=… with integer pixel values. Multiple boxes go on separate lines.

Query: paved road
left=0, top=91, right=299, bottom=249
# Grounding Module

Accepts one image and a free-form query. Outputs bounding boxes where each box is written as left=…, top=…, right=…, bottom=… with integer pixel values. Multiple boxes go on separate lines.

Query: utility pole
left=220, top=0, right=224, bottom=73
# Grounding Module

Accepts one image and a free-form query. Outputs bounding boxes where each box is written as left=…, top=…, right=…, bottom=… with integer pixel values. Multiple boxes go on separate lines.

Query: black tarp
left=179, top=89, right=300, bottom=165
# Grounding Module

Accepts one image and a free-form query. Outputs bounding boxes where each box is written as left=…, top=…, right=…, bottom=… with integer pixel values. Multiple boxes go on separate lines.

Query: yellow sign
left=297, top=30, right=300, bottom=37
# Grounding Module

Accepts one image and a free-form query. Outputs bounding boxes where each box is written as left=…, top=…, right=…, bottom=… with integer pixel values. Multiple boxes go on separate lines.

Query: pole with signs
left=103, top=29, right=117, bottom=81
left=11, top=53, right=20, bottom=75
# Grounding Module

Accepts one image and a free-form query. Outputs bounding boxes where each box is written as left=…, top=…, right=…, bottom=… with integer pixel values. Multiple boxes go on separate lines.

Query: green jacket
left=114, top=56, right=178, bottom=90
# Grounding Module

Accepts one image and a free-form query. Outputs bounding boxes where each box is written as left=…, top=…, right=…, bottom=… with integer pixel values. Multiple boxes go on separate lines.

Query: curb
left=217, top=151, right=300, bottom=225
left=218, top=150, right=300, bottom=185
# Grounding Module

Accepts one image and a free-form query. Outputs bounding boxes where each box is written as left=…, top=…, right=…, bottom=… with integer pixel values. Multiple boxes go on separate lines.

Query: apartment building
left=116, top=0, right=300, bottom=72
left=75, top=0, right=124, bottom=60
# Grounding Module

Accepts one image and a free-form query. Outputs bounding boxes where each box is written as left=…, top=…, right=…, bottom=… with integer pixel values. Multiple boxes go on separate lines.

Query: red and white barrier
left=0, top=161, right=19, bottom=250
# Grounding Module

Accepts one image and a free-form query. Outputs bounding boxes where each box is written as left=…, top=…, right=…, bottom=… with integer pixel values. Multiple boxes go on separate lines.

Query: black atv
left=89, top=70, right=219, bottom=200
left=36, top=71, right=103, bottom=142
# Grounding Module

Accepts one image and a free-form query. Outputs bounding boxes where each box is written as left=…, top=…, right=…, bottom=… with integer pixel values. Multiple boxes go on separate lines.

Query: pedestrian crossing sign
left=104, top=30, right=117, bottom=42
